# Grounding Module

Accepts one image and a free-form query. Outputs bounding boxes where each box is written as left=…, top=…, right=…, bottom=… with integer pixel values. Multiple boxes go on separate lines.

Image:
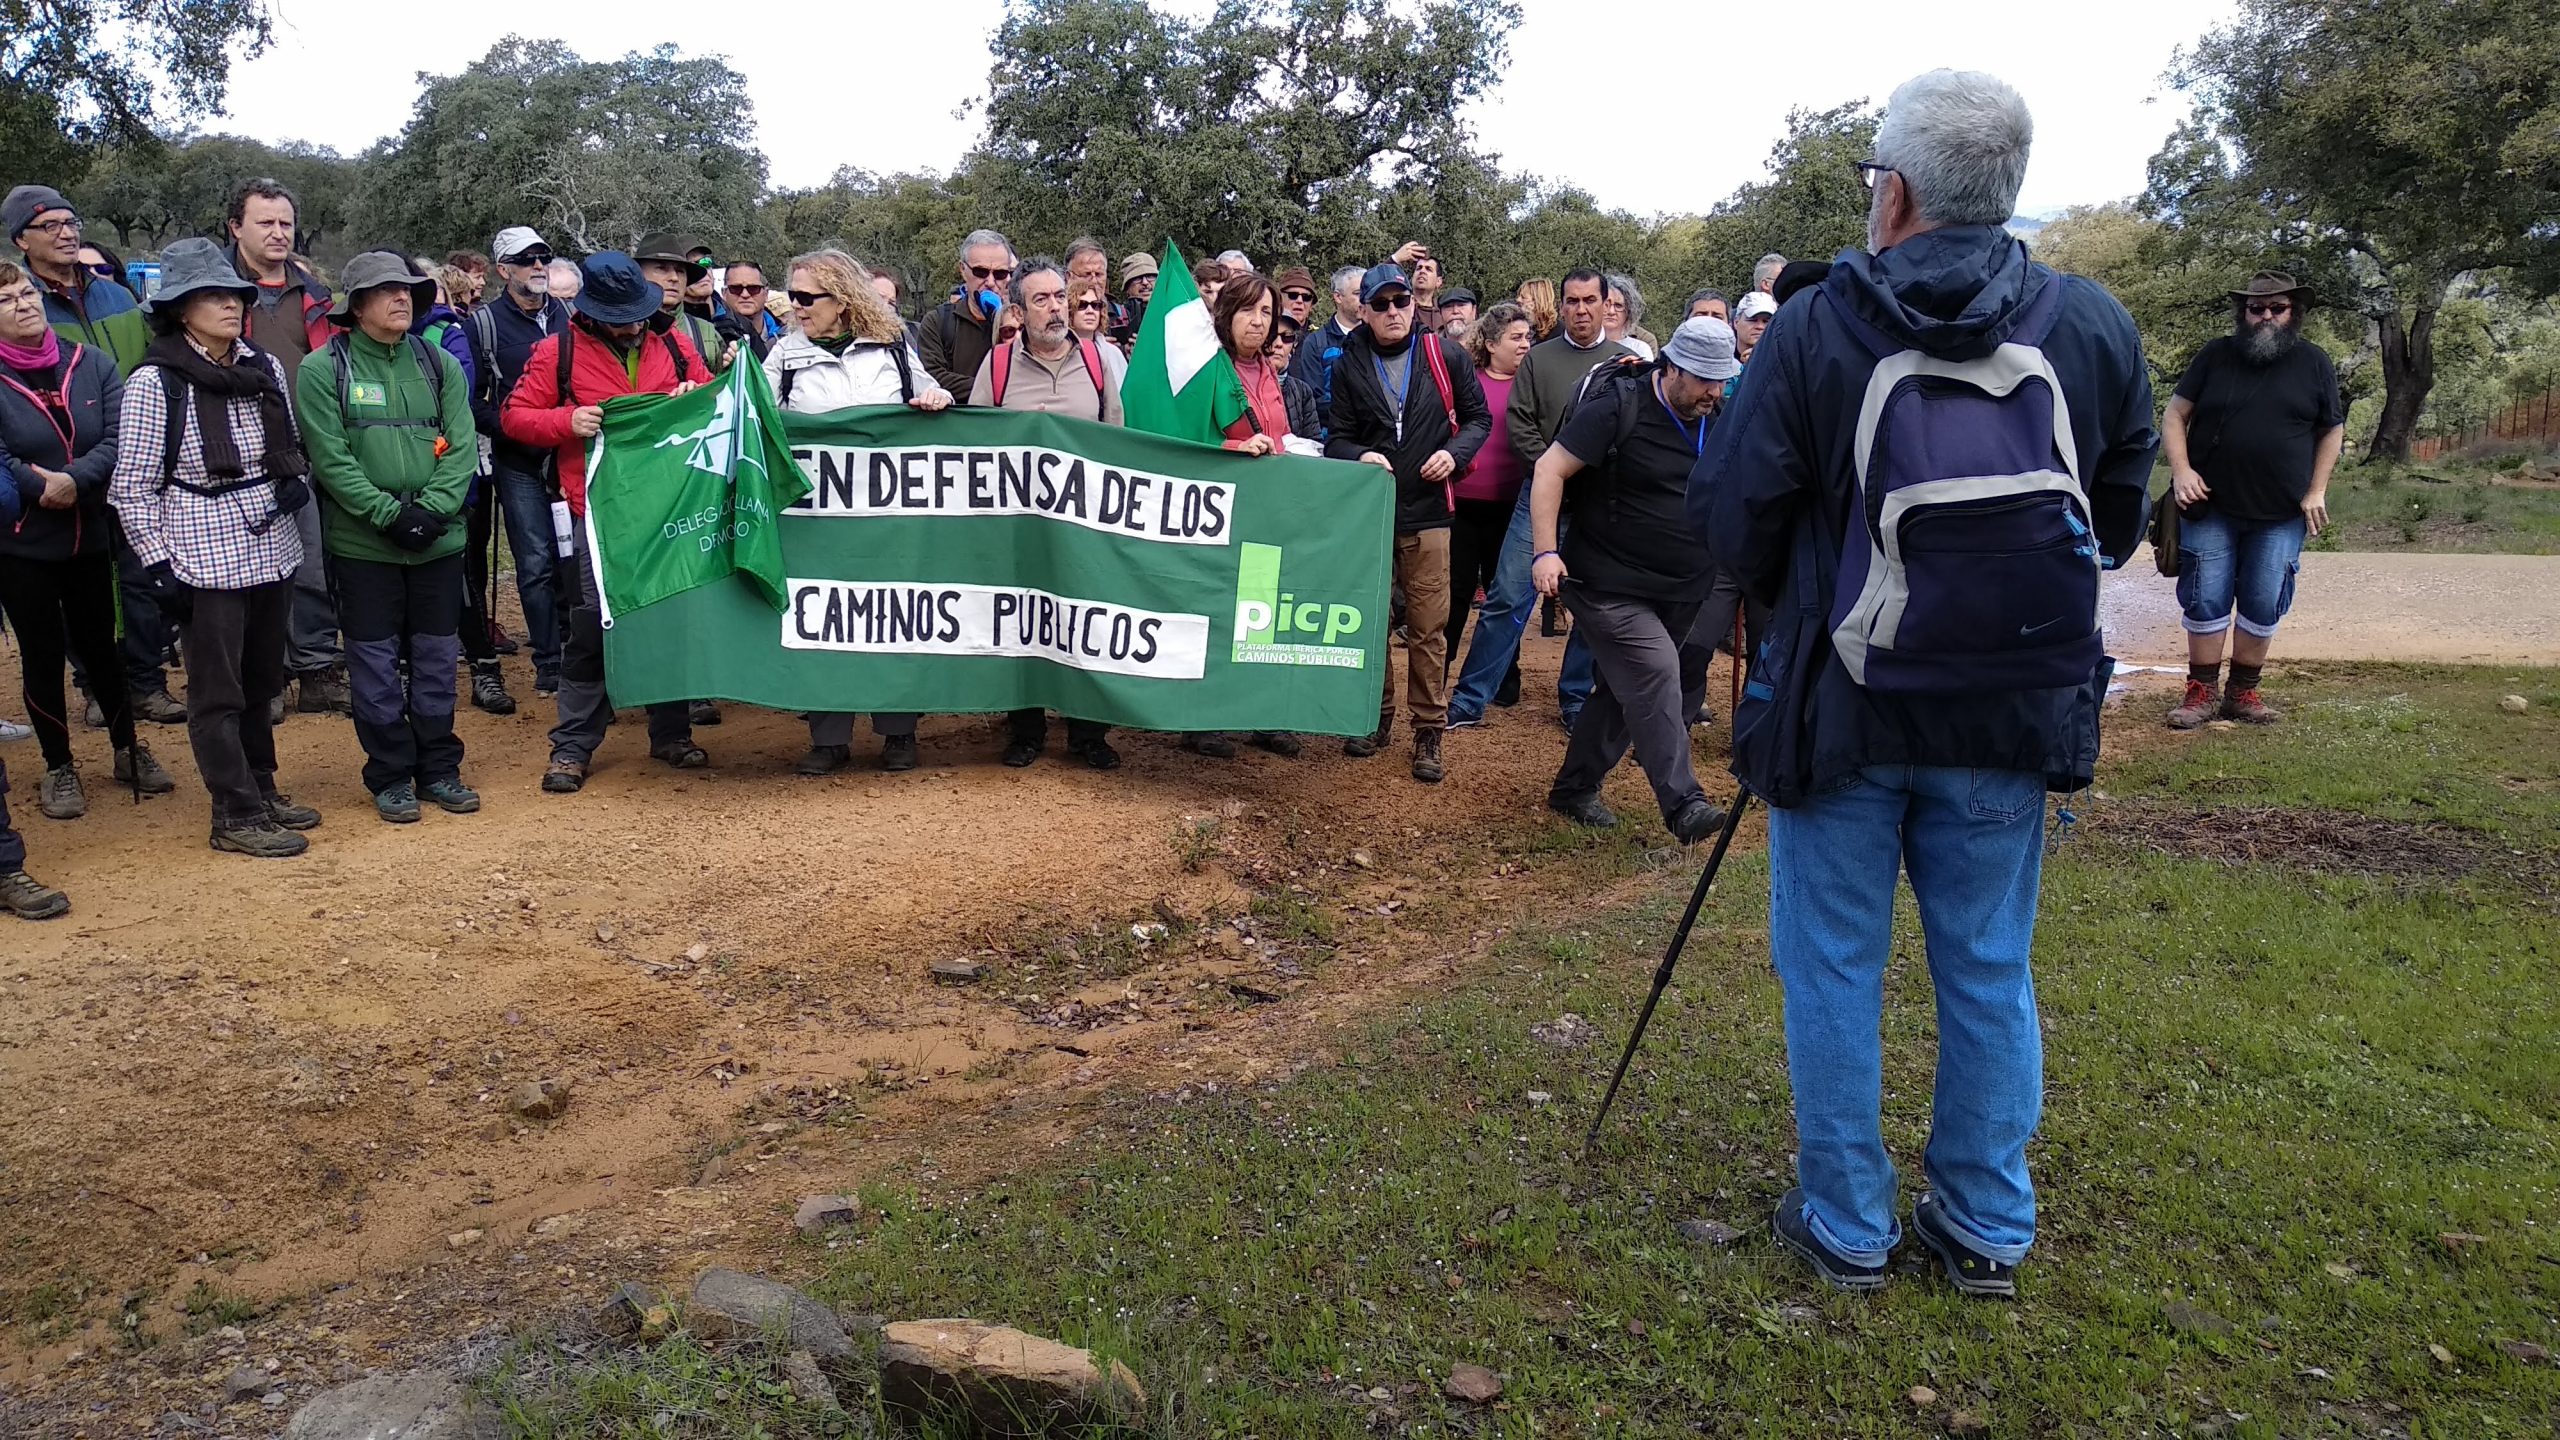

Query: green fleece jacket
left=295, top=330, right=476, bottom=566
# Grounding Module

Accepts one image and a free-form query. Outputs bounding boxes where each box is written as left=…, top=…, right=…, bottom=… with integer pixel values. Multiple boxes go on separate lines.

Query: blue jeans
left=493, top=461, right=563, bottom=684
left=1767, top=764, right=2047, bottom=1268
left=1449, top=483, right=1594, bottom=723
left=2175, top=507, right=2305, bottom=640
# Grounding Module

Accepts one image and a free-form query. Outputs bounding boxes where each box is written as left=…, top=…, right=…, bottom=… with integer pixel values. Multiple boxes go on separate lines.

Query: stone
left=931, top=957, right=988, bottom=984
left=445, top=1230, right=482, bottom=1250
left=2499, top=1339, right=2550, bottom=1364
left=795, top=1194, right=861, bottom=1238
left=1347, top=848, right=1376, bottom=871
left=282, top=1375, right=501, bottom=1440
left=1675, top=1218, right=1743, bottom=1248
left=2500, top=694, right=2530, bottom=714
left=778, top=1349, right=841, bottom=1411
left=593, top=1282, right=657, bottom=1343
left=879, top=1318, right=1144, bottom=1434
left=1948, top=1410, right=1989, bottom=1435
left=2439, top=1230, right=2489, bottom=1255
left=688, top=1268, right=853, bottom=1362
left=639, top=1306, right=675, bottom=1343
left=224, top=1365, right=276, bottom=1402
left=2428, top=1342, right=2456, bottom=1367
left=2163, top=1301, right=2233, bottom=1339
left=1908, top=1385, right=1938, bottom=1407
left=1528, top=1013, right=1600, bottom=1049
left=1442, top=1363, right=1502, bottom=1404
left=509, top=1080, right=570, bottom=1120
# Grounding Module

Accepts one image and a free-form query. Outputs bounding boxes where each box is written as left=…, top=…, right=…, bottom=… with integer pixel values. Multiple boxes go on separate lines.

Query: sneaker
left=84, top=695, right=108, bottom=729
left=650, top=740, right=709, bottom=769
left=1001, top=740, right=1041, bottom=768
left=0, top=869, right=70, bottom=919
left=374, top=781, right=423, bottom=824
left=1068, top=736, right=1122, bottom=772
left=2166, top=679, right=2220, bottom=730
left=487, top=618, right=520, bottom=656
left=470, top=664, right=516, bottom=716
left=1445, top=712, right=1485, bottom=732
left=1251, top=731, right=1302, bottom=758
left=423, top=778, right=481, bottom=814
left=1912, top=1192, right=2018, bottom=1299
left=542, top=755, right=588, bottom=793
left=534, top=674, right=561, bottom=698
left=296, top=672, right=354, bottom=715
left=267, top=694, right=287, bottom=727
left=1410, top=728, right=1444, bottom=784
left=211, top=820, right=308, bottom=858
left=795, top=744, right=852, bottom=776
left=0, top=718, right=27, bottom=743
left=880, top=734, right=920, bottom=772
left=38, top=765, right=85, bottom=820
left=2219, top=687, right=2280, bottom=725
left=688, top=700, right=723, bottom=726
left=1772, top=1187, right=1888, bottom=1293
left=1669, top=797, right=1727, bottom=846
left=1495, top=665, right=1523, bottom=707
left=1183, top=734, right=1240, bottom=759
left=114, top=744, right=177, bottom=795
left=264, top=794, right=323, bottom=830
left=1546, top=792, right=1617, bottom=829
left=129, top=688, right=186, bottom=725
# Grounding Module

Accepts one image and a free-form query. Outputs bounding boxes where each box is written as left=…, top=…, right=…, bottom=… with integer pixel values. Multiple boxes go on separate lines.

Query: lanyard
left=1654, top=374, right=1704, bottom=457
left=1375, top=351, right=1412, bottom=444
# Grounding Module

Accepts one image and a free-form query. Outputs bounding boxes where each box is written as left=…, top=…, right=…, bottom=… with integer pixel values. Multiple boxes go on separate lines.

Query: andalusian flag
left=1122, top=240, right=1248, bottom=445
left=584, top=358, right=810, bottom=623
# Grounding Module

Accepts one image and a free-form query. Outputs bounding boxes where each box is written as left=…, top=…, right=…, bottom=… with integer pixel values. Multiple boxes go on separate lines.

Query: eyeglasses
left=1366, top=292, right=1413, bottom=312
left=1854, top=161, right=1897, bottom=192
left=25, top=216, right=80, bottom=236
left=2245, top=301, right=2293, bottom=317
left=787, top=290, right=829, bottom=307
left=1282, top=289, right=1315, bottom=303
left=968, top=266, right=1014, bottom=282
left=725, top=283, right=767, bottom=296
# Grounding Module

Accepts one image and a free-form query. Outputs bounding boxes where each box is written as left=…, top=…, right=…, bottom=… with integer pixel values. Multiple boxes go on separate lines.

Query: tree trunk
left=2366, top=300, right=2438, bottom=464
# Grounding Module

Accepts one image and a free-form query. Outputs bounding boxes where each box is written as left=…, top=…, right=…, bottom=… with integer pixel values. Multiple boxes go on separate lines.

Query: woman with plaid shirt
left=108, top=238, right=325, bottom=858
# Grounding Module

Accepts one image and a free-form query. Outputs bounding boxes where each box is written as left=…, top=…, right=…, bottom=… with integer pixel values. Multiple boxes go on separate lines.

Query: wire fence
left=2411, top=387, right=2560, bottom=462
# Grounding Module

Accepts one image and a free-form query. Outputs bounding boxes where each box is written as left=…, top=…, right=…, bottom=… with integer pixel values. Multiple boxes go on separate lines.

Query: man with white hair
left=1752, top=252, right=1787, bottom=294
left=920, top=227, right=1016, bottom=399
left=1694, top=70, right=2157, bottom=1298
left=1214, top=249, right=1253, bottom=279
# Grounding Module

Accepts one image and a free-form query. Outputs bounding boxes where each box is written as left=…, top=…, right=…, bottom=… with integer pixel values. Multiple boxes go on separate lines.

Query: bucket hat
left=142, top=237, right=258, bottom=316
left=326, top=251, right=436, bottom=327
left=2229, top=270, right=2315, bottom=306
left=1662, top=315, right=1742, bottom=382
left=573, top=252, right=663, bottom=326
left=1119, top=252, right=1159, bottom=282
left=633, top=232, right=704, bottom=267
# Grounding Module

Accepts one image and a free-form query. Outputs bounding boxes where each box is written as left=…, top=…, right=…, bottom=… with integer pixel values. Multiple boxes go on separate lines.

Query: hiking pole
left=1582, top=790, right=1753, bottom=1158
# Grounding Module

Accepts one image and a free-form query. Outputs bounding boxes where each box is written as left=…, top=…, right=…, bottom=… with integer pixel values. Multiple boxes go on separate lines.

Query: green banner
left=597, top=405, right=1393, bottom=735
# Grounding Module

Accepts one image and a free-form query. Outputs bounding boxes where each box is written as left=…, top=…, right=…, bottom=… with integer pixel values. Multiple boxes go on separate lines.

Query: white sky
left=207, top=0, right=2239, bottom=220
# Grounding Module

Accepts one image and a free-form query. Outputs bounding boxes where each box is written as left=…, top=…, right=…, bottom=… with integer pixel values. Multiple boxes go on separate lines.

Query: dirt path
left=2102, top=550, right=2560, bottom=664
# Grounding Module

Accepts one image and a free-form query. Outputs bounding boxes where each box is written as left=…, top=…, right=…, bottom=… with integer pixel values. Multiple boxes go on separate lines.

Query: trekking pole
left=1582, top=790, right=1753, bottom=1158
left=1729, top=611, right=1745, bottom=721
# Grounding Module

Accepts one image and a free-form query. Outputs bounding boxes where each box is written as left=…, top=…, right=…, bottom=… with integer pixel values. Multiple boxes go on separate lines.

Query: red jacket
left=500, top=322, right=709, bottom=515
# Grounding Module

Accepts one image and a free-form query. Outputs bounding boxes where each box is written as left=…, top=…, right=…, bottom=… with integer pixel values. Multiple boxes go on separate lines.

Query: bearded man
left=2161, top=271, right=2344, bottom=728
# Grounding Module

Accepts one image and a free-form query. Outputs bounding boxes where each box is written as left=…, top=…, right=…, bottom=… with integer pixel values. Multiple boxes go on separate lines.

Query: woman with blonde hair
left=1514, top=277, right=1558, bottom=342
left=1065, top=277, right=1129, bottom=389
left=764, top=248, right=950, bottom=777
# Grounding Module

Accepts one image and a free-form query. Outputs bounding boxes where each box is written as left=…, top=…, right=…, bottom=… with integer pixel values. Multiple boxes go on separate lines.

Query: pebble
left=446, top=1229, right=483, bottom=1249
left=1908, top=1385, right=1937, bottom=1407
left=1443, top=1362, right=1502, bottom=1404
left=2500, top=694, right=2530, bottom=713
left=931, top=957, right=988, bottom=983
left=1675, top=1218, right=1743, bottom=1247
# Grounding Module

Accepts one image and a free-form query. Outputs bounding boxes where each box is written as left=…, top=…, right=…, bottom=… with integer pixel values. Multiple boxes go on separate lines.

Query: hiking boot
left=114, top=744, right=176, bottom=795
left=796, top=744, right=852, bottom=776
left=130, top=687, right=187, bottom=725
left=2166, top=679, right=2220, bottom=730
left=1669, top=796, right=1727, bottom=846
left=1772, top=1187, right=1887, bottom=1293
left=264, top=793, right=322, bottom=830
left=650, top=740, right=709, bottom=769
left=1495, top=664, right=1523, bottom=707
left=880, top=734, right=920, bottom=772
left=1345, top=715, right=1392, bottom=758
left=1410, top=728, right=1445, bottom=784
left=1001, top=739, right=1041, bottom=768
left=1547, top=791, right=1618, bottom=829
left=1183, top=734, right=1240, bottom=759
left=2220, top=687, right=2280, bottom=725
left=542, top=755, right=588, bottom=793
left=211, top=820, right=308, bottom=858
left=534, top=673, right=560, bottom=697
left=1912, top=1192, right=2018, bottom=1299
left=374, top=781, right=423, bottom=824
left=487, top=618, right=520, bottom=656
left=0, top=869, right=69, bottom=920
left=1251, top=731, right=1302, bottom=758
left=38, top=765, right=85, bottom=820
left=296, top=671, right=354, bottom=714
left=425, top=778, right=481, bottom=814
left=469, top=663, right=516, bottom=716
left=267, top=694, right=287, bottom=726
left=1068, top=736, right=1122, bottom=771
left=83, top=695, right=106, bottom=728
left=688, top=700, right=723, bottom=726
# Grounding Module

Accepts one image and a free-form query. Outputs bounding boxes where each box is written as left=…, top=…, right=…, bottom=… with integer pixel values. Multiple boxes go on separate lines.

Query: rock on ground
left=509, top=1079, right=571, bottom=1120
left=879, top=1318, right=1144, bottom=1435
left=282, top=1375, right=501, bottom=1440
left=779, top=1349, right=843, bottom=1411
left=795, top=1193, right=861, bottom=1237
left=687, top=1268, right=853, bottom=1362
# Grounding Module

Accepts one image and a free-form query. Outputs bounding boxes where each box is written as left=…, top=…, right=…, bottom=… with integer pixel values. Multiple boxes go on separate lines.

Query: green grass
left=487, top=667, right=2560, bottom=1437
left=2315, top=458, right=2560, bottom=554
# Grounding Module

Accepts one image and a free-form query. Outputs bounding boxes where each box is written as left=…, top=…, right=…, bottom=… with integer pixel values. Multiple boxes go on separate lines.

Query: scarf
left=0, top=328, right=60, bottom=372
left=144, top=331, right=308, bottom=482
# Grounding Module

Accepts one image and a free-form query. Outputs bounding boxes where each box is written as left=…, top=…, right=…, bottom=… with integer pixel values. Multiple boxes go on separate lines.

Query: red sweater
left=1220, top=356, right=1294, bottom=451
left=501, top=323, right=708, bottom=515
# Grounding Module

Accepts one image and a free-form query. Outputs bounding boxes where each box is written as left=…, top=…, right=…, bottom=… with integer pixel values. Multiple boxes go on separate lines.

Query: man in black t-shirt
left=1529, top=317, right=1739, bottom=844
left=2163, top=271, right=2345, bottom=728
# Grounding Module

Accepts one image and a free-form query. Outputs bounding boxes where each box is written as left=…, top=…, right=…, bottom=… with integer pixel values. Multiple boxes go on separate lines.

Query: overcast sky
left=207, top=0, right=2239, bottom=221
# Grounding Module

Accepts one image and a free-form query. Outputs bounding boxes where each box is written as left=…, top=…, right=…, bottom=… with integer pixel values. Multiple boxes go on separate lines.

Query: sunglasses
left=725, top=283, right=767, bottom=296
left=506, top=252, right=554, bottom=267
left=1366, top=292, right=1413, bottom=312
left=87, top=262, right=118, bottom=279
left=1072, top=299, right=1106, bottom=312
left=2245, top=301, right=2293, bottom=317
left=968, top=266, right=1014, bottom=282
left=1282, top=289, right=1315, bottom=303
left=787, top=289, right=829, bottom=307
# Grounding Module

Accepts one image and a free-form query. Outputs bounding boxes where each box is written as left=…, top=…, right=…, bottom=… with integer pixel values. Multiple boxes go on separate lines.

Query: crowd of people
left=0, top=63, right=2351, bottom=1303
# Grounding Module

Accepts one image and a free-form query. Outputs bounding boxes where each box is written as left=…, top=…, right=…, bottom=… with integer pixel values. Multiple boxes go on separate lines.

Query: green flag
left=1122, top=240, right=1248, bottom=445
left=585, top=357, right=811, bottom=622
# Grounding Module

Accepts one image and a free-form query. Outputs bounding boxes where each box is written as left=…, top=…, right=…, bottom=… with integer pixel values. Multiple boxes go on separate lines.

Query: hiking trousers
left=550, top=529, right=690, bottom=762
left=1548, top=584, right=1707, bottom=824
left=183, top=582, right=293, bottom=828
left=336, top=554, right=465, bottom=795
left=0, top=553, right=137, bottom=767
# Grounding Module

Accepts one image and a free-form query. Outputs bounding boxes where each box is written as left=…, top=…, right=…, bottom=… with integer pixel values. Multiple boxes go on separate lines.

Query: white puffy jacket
left=762, top=329, right=945, bottom=414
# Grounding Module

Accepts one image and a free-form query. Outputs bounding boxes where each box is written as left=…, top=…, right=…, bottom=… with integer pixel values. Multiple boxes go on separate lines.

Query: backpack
left=326, top=332, right=447, bottom=433
left=553, top=323, right=696, bottom=405
left=778, top=340, right=913, bottom=407
left=1826, top=278, right=2102, bottom=693
left=1555, top=356, right=1656, bottom=476
left=989, top=337, right=1108, bottom=421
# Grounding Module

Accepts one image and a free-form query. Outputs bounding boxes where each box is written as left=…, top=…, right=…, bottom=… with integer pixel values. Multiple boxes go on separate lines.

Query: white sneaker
left=0, top=718, right=32, bottom=742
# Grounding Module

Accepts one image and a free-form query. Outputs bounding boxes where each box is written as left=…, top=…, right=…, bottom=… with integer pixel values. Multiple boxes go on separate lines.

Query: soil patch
left=2073, top=800, right=2545, bottom=884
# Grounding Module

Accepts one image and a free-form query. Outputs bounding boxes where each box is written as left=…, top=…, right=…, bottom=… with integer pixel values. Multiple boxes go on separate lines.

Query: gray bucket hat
left=327, top=250, right=436, bottom=326
left=1662, top=315, right=1743, bottom=382
left=143, top=237, right=259, bottom=316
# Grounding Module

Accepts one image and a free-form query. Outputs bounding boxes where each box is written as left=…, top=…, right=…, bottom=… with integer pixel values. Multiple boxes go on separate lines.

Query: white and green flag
left=585, top=357, right=811, bottom=623
left=1122, top=240, right=1248, bottom=445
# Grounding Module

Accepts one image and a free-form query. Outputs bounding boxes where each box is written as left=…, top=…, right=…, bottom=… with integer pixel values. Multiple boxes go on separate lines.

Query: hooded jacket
left=762, top=329, right=936, bottom=413
left=36, top=271, right=149, bottom=376
left=1322, top=326, right=1491, bottom=534
left=0, top=342, right=123, bottom=558
left=296, top=330, right=477, bottom=566
left=1692, top=224, right=2158, bottom=801
left=499, top=319, right=708, bottom=516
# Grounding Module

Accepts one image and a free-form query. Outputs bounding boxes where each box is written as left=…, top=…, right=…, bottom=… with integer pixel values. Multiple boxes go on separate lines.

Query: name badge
left=349, top=381, right=388, bottom=408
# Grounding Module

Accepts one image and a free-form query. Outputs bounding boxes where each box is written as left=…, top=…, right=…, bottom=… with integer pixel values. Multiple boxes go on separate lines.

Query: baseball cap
left=1359, top=262, right=1411, bottom=305
left=1440, top=287, right=1479, bottom=308
left=1735, top=290, right=1779, bottom=320
left=1661, top=316, right=1742, bottom=382
left=491, top=226, right=548, bottom=263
